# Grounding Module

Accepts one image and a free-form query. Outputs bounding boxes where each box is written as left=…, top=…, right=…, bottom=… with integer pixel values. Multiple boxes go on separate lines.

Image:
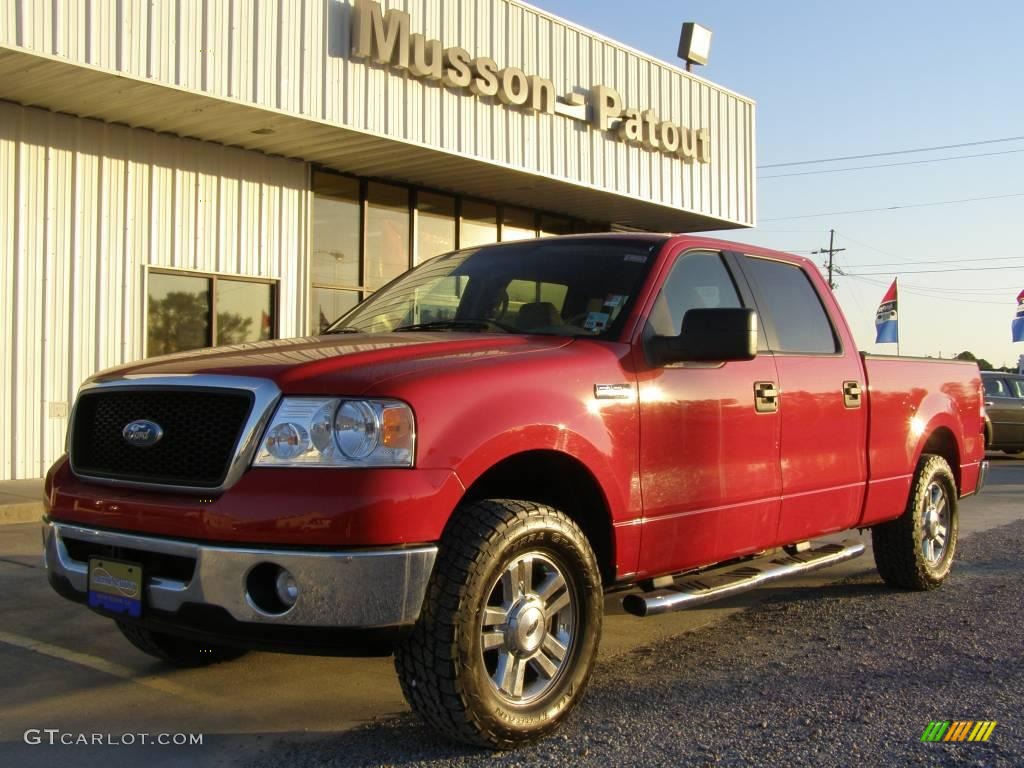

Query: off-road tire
left=116, top=621, right=248, bottom=667
left=872, top=454, right=959, bottom=590
left=395, top=499, right=603, bottom=749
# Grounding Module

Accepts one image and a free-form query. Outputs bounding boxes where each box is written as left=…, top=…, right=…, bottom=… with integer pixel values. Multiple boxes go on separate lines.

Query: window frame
left=735, top=254, right=844, bottom=357
left=145, top=267, right=279, bottom=357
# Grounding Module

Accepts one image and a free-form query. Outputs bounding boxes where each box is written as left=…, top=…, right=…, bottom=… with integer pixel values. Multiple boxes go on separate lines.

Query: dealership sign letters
left=351, top=0, right=712, bottom=164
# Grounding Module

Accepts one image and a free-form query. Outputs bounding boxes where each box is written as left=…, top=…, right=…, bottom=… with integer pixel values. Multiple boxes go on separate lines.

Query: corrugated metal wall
left=0, top=101, right=308, bottom=480
left=2, top=0, right=755, bottom=226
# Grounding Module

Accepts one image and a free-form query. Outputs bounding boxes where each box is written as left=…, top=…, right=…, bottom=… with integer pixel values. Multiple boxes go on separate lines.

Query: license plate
left=87, top=558, right=143, bottom=618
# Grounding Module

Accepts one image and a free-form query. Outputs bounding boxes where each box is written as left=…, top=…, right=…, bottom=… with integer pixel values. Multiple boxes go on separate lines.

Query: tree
left=954, top=351, right=993, bottom=371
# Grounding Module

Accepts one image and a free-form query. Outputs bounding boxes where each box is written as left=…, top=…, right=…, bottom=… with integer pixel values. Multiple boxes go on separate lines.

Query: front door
left=636, top=250, right=782, bottom=577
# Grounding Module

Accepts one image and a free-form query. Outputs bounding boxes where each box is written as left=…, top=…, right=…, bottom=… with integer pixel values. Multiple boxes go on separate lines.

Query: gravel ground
left=248, top=520, right=1024, bottom=768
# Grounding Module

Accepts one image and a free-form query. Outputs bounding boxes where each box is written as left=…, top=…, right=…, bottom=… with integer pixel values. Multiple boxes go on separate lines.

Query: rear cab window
left=741, top=256, right=839, bottom=354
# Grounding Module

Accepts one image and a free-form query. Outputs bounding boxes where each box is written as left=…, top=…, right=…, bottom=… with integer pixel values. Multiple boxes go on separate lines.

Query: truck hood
left=89, top=333, right=574, bottom=394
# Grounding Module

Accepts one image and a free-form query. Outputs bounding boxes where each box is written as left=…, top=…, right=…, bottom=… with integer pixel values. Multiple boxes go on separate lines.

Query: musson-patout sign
left=351, top=0, right=712, bottom=164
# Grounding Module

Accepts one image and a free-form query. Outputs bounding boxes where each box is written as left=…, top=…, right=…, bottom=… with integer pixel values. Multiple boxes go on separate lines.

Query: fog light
left=275, top=569, right=299, bottom=608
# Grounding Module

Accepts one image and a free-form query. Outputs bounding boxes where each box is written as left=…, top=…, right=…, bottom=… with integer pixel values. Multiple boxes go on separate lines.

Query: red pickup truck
left=43, top=234, right=988, bottom=748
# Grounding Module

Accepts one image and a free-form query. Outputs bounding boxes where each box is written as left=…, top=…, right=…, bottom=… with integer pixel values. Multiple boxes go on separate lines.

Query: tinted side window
left=983, top=378, right=1007, bottom=396
left=647, top=251, right=741, bottom=337
left=1011, top=380, right=1024, bottom=399
left=743, top=257, right=838, bottom=354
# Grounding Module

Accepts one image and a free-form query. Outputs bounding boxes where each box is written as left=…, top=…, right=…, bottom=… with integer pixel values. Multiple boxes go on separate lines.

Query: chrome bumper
left=976, top=460, right=990, bottom=494
left=43, top=522, right=436, bottom=628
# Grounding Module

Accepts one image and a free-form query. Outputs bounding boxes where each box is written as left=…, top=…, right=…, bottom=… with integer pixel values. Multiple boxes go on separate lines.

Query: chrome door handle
left=754, top=381, right=779, bottom=413
left=843, top=380, right=863, bottom=409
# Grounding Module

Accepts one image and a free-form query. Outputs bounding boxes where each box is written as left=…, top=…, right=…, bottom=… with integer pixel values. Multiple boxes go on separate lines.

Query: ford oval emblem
left=122, top=420, right=164, bottom=448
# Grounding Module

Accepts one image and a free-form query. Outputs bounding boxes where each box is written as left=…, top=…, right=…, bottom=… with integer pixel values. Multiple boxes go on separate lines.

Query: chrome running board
left=622, top=539, right=866, bottom=617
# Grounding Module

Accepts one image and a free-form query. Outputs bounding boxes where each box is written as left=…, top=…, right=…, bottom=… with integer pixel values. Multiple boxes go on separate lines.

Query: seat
left=516, top=301, right=561, bottom=331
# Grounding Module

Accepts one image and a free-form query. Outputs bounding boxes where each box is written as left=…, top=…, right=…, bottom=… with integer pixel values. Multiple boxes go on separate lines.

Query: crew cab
left=43, top=235, right=989, bottom=748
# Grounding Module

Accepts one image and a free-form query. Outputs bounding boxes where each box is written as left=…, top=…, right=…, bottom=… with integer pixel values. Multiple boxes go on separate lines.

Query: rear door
left=635, top=249, right=782, bottom=576
left=984, top=375, right=1024, bottom=446
left=738, top=255, right=869, bottom=542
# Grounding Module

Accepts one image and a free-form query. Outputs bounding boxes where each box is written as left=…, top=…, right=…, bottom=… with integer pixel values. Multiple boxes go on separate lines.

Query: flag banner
left=1013, top=289, right=1024, bottom=343
left=875, top=279, right=899, bottom=344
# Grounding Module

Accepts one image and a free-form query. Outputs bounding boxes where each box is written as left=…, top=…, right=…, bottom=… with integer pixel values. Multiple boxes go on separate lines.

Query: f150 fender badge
left=594, top=383, right=634, bottom=400
left=122, top=420, right=164, bottom=447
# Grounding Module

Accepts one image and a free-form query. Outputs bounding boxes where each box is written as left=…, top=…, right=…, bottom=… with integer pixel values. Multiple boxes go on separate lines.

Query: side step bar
left=622, top=539, right=866, bottom=618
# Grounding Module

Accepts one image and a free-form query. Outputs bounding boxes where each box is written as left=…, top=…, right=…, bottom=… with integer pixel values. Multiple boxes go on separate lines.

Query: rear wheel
left=395, top=499, right=603, bottom=749
left=116, top=621, right=248, bottom=667
left=871, top=454, right=959, bottom=590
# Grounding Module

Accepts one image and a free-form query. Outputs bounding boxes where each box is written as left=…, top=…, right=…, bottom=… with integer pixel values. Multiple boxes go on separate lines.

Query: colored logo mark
left=921, top=721, right=997, bottom=742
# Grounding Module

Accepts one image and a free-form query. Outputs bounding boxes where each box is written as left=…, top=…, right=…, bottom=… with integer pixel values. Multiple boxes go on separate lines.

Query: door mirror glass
left=650, top=308, right=758, bottom=365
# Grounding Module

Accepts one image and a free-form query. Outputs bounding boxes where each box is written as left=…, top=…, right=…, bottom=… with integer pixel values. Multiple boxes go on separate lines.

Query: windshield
left=326, top=237, right=666, bottom=338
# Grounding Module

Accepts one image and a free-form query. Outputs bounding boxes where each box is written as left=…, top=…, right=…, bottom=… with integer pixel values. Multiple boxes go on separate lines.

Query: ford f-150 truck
left=43, top=234, right=989, bottom=748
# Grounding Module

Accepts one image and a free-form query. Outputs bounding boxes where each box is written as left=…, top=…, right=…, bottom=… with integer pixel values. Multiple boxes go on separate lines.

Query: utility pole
left=812, top=229, right=846, bottom=289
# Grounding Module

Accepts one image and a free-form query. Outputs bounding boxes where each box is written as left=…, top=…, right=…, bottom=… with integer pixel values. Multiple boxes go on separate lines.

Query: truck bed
left=859, top=354, right=986, bottom=526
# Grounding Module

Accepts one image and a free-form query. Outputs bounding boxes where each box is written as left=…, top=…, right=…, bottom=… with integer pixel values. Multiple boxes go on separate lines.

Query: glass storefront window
left=147, top=273, right=210, bottom=357
left=416, top=192, right=456, bottom=264
left=365, top=182, right=410, bottom=291
left=460, top=201, right=498, bottom=248
left=540, top=214, right=574, bottom=237
left=501, top=207, right=537, bottom=241
left=311, top=173, right=360, bottom=289
left=313, top=287, right=361, bottom=334
left=216, top=279, right=275, bottom=345
left=147, top=271, right=276, bottom=356
left=308, top=167, right=595, bottom=333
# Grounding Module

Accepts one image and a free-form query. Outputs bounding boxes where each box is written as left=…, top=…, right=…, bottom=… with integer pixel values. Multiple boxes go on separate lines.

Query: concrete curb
left=0, top=503, right=43, bottom=525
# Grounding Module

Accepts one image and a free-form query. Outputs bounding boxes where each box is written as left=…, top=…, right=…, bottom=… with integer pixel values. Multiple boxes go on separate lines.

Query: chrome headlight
left=253, top=398, right=415, bottom=467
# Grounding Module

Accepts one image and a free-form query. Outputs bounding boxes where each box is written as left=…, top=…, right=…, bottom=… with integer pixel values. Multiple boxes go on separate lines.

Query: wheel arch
left=918, top=426, right=961, bottom=493
left=458, top=450, right=617, bottom=585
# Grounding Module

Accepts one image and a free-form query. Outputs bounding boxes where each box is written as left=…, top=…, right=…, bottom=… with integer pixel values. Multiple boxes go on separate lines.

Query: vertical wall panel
left=0, top=101, right=307, bottom=480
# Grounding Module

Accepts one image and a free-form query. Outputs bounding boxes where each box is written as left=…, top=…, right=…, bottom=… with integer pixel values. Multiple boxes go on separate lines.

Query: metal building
left=0, top=0, right=756, bottom=479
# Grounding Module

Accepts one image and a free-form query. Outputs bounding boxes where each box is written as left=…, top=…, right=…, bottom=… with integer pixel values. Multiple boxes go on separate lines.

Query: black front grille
left=71, top=388, right=254, bottom=487
left=63, top=537, right=197, bottom=583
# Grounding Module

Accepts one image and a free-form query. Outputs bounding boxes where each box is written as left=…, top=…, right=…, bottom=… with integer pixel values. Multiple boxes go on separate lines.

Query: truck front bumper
left=43, top=521, right=437, bottom=629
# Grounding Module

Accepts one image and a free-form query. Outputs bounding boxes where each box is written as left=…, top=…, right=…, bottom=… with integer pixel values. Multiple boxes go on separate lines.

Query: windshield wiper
left=324, top=326, right=363, bottom=334
left=394, top=319, right=518, bottom=333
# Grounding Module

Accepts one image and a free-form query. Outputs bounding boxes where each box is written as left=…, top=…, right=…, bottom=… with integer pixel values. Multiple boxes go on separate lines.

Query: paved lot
left=0, top=456, right=1020, bottom=767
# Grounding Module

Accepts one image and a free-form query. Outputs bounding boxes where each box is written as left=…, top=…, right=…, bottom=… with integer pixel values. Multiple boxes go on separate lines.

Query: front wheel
left=395, top=500, right=603, bottom=749
left=871, top=454, right=959, bottom=590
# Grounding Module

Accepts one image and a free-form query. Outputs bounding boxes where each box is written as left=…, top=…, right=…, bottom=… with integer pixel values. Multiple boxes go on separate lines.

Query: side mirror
left=649, top=307, right=758, bottom=365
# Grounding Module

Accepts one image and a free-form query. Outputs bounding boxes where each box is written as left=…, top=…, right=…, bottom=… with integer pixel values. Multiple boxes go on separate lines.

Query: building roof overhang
left=0, top=45, right=748, bottom=232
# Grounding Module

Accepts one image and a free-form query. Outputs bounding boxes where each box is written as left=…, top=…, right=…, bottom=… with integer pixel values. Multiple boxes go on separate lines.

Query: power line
left=758, top=135, right=1024, bottom=169
left=760, top=148, right=1024, bottom=179
left=846, top=264, right=1024, bottom=276
left=761, top=192, right=1024, bottom=221
left=834, top=231, right=1024, bottom=283
left=842, top=274, right=1013, bottom=305
left=847, top=254, right=1024, bottom=269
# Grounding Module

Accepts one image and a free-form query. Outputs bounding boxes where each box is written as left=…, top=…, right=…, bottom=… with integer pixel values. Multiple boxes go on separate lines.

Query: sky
left=540, top=0, right=1024, bottom=368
